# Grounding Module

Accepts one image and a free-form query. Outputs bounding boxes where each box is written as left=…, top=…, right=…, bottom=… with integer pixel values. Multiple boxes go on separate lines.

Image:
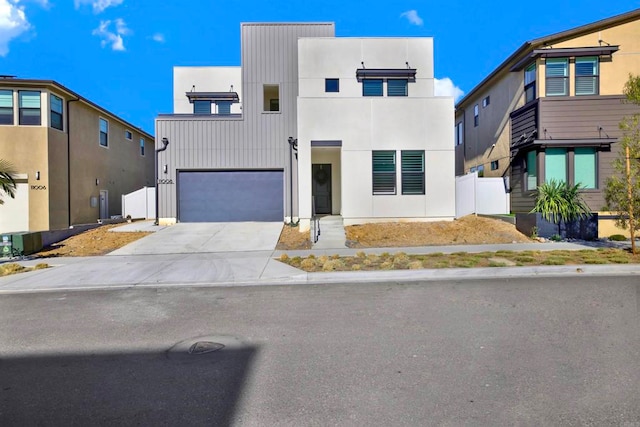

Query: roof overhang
left=186, top=92, right=240, bottom=103
left=356, top=69, right=417, bottom=82
left=512, top=138, right=617, bottom=154
left=510, top=46, right=619, bottom=71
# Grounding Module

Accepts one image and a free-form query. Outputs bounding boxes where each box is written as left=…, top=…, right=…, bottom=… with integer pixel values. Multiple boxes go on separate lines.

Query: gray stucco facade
left=155, top=23, right=335, bottom=223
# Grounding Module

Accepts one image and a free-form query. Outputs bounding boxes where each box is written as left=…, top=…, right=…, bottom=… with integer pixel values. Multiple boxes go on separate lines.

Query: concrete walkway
left=312, top=216, right=347, bottom=249
left=1, top=230, right=638, bottom=293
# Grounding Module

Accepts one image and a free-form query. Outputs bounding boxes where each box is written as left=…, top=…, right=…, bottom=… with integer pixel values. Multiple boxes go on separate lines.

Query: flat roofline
left=0, top=78, right=154, bottom=138
left=241, top=22, right=335, bottom=26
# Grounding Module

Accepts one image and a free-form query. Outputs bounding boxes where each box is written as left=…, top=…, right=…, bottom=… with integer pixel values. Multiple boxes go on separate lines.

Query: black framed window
left=524, top=63, right=536, bottom=103
left=545, top=58, right=568, bottom=96
left=99, top=118, right=108, bottom=147
left=491, top=160, right=499, bottom=170
left=0, top=90, right=13, bottom=125
left=19, top=91, right=41, bottom=125
left=125, top=130, right=132, bottom=140
left=455, top=122, right=464, bottom=146
left=372, top=151, right=396, bottom=194
left=482, top=96, right=490, bottom=108
left=401, top=150, right=425, bottom=195
left=474, top=104, right=479, bottom=127
left=50, top=94, right=63, bottom=131
left=140, top=138, right=145, bottom=156
left=387, top=79, right=408, bottom=96
left=363, top=79, right=383, bottom=97
left=325, top=78, right=339, bottom=92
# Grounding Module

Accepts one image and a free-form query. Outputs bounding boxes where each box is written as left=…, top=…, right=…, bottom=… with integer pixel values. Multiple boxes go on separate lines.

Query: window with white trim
left=455, top=121, right=464, bottom=146
left=19, top=91, right=41, bottom=125
left=545, top=58, right=568, bottom=96
left=575, top=57, right=599, bottom=96
left=0, top=90, right=13, bottom=125
left=50, top=94, right=63, bottom=131
left=99, top=118, right=108, bottom=147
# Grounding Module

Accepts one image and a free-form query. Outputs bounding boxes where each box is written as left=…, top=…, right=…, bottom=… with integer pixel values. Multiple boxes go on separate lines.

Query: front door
left=312, top=164, right=332, bottom=215
left=99, top=190, right=108, bottom=219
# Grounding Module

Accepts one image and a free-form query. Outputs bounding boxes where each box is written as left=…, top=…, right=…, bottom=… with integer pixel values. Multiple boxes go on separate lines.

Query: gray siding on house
left=156, top=23, right=335, bottom=221
left=538, top=95, right=635, bottom=140
left=510, top=101, right=537, bottom=146
left=510, top=95, right=640, bottom=212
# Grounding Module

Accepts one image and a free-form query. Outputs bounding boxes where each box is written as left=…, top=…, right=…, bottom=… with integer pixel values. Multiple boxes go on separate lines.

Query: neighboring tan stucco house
left=155, top=23, right=455, bottom=235
left=455, top=8, right=640, bottom=216
left=0, top=78, right=155, bottom=233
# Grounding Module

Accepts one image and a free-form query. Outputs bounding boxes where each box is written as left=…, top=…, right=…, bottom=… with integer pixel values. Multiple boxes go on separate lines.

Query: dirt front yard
left=35, top=225, right=151, bottom=257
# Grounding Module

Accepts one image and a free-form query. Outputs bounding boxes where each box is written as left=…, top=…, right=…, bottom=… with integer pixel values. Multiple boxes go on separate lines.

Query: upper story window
left=387, top=79, right=408, bottom=97
left=372, top=150, right=396, bottom=195
left=482, top=96, right=490, bottom=108
left=125, top=130, right=132, bottom=140
left=18, top=91, right=41, bottom=126
left=263, top=84, right=280, bottom=112
left=473, top=104, right=479, bottom=127
left=545, top=58, right=568, bottom=96
left=524, top=63, right=536, bottom=103
left=491, top=160, right=499, bottom=170
left=50, top=94, right=63, bottom=131
left=99, top=118, right=108, bottom=147
left=363, top=79, right=384, bottom=97
left=575, top=57, right=599, bottom=95
left=0, top=90, right=13, bottom=125
left=455, top=122, right=464, bottom=146
left=325, top=78, right=339, bottom=93
left=140, top=138, right=145, bottom=156
left=216, top=101, right=231, bottom=115
left=193, top=100, right=211, bottom=114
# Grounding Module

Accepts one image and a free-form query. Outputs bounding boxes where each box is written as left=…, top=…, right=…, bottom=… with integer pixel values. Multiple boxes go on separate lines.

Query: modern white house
left=155, top=23, right=455, bottom=238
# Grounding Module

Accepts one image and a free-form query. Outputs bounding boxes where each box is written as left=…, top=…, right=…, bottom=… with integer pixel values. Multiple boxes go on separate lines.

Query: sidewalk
left=1, top=240, right=639, bottom=294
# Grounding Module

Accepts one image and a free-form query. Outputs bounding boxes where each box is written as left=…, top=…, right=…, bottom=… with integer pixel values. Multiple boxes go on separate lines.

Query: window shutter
left=387, top=79, right=408, bottom=96
left=372, top=151, right=396, bottom=194
left=216, top=101, right=231, bottom=115
left=363, top=79, right=383, bottom=96
left=401, top=151, right=425, bottom=195
left=545, top=148, right=567, bottom=183
left=545, top=59, right=568, bottom=96
left=194, top=100, right=211, bottom=114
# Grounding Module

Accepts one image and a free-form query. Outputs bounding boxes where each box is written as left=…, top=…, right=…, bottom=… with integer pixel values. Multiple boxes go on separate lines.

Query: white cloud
left=400, top=10, right=423, bottom=26
left=151, top=32, right=164, bottom=43
left=75, top=0, right=123, bottom=14
left=0, top=0, right=30, bottom=56
left=92, top=18, right=129, bottom=51
left=434, top=77, right=464, bottom=101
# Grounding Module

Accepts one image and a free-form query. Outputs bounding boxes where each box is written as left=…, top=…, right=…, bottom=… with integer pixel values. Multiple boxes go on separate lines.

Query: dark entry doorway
left=312, top=164, right=332, bottom=215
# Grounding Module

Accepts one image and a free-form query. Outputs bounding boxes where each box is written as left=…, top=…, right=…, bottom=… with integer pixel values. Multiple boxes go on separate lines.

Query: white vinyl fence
left=455, top=172, right=510, bottom=218
left=122, top=187, right=155, bottom=219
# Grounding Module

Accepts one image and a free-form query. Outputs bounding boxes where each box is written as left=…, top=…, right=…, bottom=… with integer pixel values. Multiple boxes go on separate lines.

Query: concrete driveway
left=108, top=222, right=284, bottom=256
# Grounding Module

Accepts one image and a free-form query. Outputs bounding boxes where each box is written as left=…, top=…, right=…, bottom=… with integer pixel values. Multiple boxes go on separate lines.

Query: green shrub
left=609, top=234, right=627, bottom=241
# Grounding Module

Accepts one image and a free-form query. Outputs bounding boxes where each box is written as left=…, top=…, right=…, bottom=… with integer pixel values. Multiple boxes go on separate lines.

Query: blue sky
left=1, top=0, right=639, bottom=135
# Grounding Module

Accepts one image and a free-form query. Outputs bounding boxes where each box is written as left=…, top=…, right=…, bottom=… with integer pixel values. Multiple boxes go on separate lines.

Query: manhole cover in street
left=188, top=341, right=225, bottom=355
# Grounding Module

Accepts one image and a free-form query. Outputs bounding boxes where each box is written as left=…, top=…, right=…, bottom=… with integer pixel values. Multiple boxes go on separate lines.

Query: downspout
left=154, top=137, right=169, bottom=225
left=287, top=137, right=299, bottom=226
left=66, top=97, right=80, bottom=227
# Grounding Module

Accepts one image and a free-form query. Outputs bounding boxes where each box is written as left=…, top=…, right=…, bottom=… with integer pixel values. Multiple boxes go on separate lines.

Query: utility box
left=10, top=232, right=43, bottom=256
left=1, top=235, right=12, bottom=257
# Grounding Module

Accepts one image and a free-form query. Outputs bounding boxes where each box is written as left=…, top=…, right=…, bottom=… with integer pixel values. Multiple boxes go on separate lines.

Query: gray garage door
left=178, top=170, right=284, bottom=222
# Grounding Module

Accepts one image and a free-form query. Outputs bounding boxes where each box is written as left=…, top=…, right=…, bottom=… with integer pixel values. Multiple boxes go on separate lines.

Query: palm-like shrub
left=531, top=179, right=591, bottom=236
left=0, top=160, right=17, bottom=205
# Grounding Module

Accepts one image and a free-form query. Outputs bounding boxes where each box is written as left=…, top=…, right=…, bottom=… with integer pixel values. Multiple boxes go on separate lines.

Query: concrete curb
left=1, top=263, right=638, bottom=295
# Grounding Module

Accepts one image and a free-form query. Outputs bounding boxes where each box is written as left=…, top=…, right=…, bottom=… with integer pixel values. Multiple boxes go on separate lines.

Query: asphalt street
left=1, top=276, right=639, bottom=426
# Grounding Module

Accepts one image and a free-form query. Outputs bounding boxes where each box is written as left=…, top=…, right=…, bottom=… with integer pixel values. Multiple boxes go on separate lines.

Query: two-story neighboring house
left=0, top=78, right=155, bottom=233
left=155, top=23, right=455, bottom=234
left=455, top=8, right=640, bottom=215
